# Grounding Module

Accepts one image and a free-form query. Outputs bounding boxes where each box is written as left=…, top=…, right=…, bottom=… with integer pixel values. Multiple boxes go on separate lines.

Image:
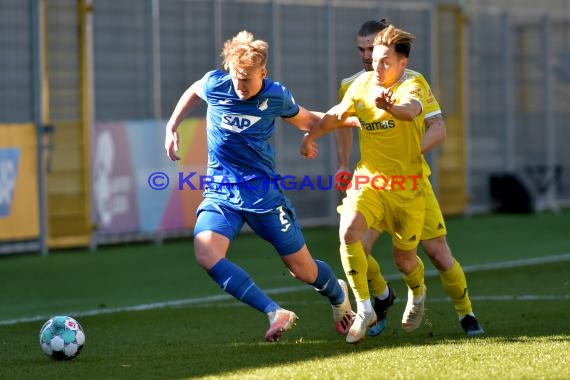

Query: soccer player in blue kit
left=164, top=31, right=354, bottom=342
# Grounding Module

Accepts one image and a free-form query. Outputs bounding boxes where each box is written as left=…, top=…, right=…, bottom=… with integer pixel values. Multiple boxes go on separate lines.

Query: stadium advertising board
left=92, top=119, right=206, bottom=236
left=0, top=124, right=39, bottom=241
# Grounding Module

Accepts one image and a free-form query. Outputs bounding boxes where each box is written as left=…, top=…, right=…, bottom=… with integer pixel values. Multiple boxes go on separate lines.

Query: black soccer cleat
left=460, top=314, right=485, bottom=336
left=367, top=284, right=396, bottom=337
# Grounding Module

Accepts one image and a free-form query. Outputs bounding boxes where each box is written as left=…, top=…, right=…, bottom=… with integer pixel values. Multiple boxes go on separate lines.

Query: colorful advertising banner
left=92, top=119, right=207, bottom=235
left=92, top=121, right=139, bottom=234
left=0, top=124, right=40, bottom=240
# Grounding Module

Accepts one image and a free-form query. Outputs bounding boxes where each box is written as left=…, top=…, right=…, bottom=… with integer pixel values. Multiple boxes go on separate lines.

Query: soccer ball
left=39, top=316, right=85, bottom=360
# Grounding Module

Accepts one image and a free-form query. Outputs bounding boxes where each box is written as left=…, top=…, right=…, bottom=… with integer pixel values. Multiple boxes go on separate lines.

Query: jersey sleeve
left=195, top=70, right=217, bottom=101
left=421, top=81, right=442, bottom=119
left=338, top=80, right=351, bottom=102
left=280, top=85, right=300, bottom=118
left=400, top=76, right=441, bottom=118
left=338, top=70, right=364, bottom=102
left=336, top=77, right=361, bottom=115
left=400, top=79, right=424, bottom=110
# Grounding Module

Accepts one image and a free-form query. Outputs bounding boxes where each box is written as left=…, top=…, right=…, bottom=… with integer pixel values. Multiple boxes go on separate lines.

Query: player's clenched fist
left=300, top=132, right=319, bottom=159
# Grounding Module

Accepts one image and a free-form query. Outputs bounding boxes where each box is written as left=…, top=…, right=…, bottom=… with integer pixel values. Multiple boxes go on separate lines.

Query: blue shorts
left=194, top=180, right=305, bottom=255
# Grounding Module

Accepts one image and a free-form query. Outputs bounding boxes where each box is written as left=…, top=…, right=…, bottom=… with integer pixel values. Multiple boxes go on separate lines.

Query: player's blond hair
left=373, top=24, right=415, bottom=58
left=221, top=31, right=268, bottom=71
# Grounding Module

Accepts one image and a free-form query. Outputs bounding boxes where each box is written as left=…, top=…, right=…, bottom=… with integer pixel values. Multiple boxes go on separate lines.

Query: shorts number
left=277, top=206, right=291, bottom=232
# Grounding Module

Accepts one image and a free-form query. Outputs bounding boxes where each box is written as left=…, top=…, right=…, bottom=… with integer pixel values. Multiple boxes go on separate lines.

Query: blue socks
left=207, top=258, right=344, bottom=312
left=312, top=259, right=344, bottom=306
left=207, top=258, right=279, bottom=313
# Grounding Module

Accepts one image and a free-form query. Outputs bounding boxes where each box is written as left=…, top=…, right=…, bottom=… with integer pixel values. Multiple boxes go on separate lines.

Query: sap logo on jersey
left=221, top=114, right=261, bottom=133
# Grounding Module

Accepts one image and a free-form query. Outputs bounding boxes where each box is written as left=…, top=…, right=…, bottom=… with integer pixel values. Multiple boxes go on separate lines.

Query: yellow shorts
left=370, top=179, right=446, bottom=240
left=421, top=180, right=447, bottom=239
left=342, top=186, right=425, bottom=251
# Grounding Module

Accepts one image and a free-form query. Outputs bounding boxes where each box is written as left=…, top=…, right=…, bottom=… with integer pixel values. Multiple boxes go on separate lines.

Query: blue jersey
left=196, top=70, right=299, bottom=183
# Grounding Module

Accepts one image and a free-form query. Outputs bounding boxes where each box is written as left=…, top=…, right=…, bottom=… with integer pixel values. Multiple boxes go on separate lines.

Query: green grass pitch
left=1, top=210, right=569, bottom=379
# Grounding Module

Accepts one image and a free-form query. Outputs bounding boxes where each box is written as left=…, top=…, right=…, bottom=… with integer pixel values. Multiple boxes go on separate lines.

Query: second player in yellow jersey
left=301, top=24, right=431, bottom=343
left=335, top=20, right=484, bottom=338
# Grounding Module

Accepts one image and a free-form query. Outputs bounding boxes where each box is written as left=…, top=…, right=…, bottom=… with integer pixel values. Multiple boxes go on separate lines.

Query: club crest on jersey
left=257, top=98, right=269, bottom=111
left=221, top=114, right=261, bottom=132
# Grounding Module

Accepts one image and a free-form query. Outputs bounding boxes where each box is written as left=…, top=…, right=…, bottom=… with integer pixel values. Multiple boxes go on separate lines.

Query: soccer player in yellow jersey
left=301, top=24, right=431, bottom=343
left=335, top=20, right=485, bottom=338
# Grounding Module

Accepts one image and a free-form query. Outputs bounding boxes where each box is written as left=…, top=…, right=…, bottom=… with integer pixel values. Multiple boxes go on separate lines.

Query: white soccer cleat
left=402, top=286, right=427, bottom=332
left=346, top=309, right=377, bottom=344
left=332, top=279, right=354, bottom=335
left=265, top=308, right=298, bottom=342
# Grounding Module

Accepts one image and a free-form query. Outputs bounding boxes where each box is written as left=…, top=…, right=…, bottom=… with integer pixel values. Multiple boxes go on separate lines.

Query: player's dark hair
left=357, top=19, right=389, bottom=37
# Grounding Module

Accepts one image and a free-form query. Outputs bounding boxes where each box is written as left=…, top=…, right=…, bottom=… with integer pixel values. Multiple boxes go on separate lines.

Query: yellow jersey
left=338, top=69, right=441, bottom=192
left=338, top=70, right=365, bottom=102
left=339, top=69, right=440, bottom=178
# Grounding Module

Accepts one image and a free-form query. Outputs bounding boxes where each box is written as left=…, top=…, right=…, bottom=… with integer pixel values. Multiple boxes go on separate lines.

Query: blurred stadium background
left=1, top=0, right=569, bottom=255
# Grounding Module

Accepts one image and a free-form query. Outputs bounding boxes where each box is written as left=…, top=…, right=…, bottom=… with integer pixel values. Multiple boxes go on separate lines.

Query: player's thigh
left=341, top=186, right=386, bottom=242
left=194, top=201, right=244, bottom=241
left=193, top=203, right=244, bottom=268
left=245, top=200, right=305, bottom=256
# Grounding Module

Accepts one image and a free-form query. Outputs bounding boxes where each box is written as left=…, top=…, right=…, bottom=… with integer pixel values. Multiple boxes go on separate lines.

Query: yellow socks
left=440, top=259, right=472, bottom=316
left=340, top=240, right=370, bottom=301
left=366, top=254, right=388, bottom=298
left=402, top=255, right=425, bottom=298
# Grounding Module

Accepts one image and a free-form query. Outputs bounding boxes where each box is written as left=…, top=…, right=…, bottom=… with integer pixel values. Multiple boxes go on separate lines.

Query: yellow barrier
left=0, top=124, right=40, bottom=240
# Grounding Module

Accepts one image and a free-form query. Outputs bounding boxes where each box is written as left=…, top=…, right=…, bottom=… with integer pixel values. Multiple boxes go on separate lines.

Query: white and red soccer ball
left=39, top=316, right=85, bottom=360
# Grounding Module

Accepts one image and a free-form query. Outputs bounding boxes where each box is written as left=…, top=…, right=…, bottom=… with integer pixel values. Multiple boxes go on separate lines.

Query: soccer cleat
left=265, top=308, right=298, bottom=342
left=367, top=284, right=396, bottom=337
left=401, top=286, right=426, bottom=332
left=332, top=279, right=353, bottom=335
left=346, top=309, right=377, bottom=344
left=460, top=314, right=485, bottom=336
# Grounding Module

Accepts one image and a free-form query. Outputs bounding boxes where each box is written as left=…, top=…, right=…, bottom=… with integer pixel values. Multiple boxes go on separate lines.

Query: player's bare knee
left=339, top=225, right=364, bottom=245
left=427, top=251, right=454, bottom=271
left=194, top=251, right=216, bottom=270
left=282, top=251, right=317, bottom=283
left=422, top=237, right=454, bottom=271
left=288, top=268, right=300, bottom=280
left=393, top=252, right=418, bottom=274
left=394, top=259, right=415, bottom=274
left=194, top=243, right=221, bottom=270
left=288, top=267, right=315, bottom=283
left=361, top=229, right=379, bottom=255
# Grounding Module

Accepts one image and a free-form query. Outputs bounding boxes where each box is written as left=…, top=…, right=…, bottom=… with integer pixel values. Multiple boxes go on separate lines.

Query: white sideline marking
left=386, top=253, right=570, bottom=280
left=1, top=253, right=570, bottom=326
left=192, top=294, right=570, bottom=308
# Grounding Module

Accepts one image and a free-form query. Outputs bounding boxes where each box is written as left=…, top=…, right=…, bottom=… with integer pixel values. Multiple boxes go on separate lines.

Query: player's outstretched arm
left=285, top=107, right=359, bottom=133
left=164, top=81, right=203, bottom=161
left=284, top=107, right=323, bottom=132
left=299, top=104, right=356, bottom=159
left=334, top=128, right=353, bottom=176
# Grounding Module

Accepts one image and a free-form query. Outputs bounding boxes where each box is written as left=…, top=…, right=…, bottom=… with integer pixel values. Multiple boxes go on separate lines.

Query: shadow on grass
left=3, top=295, right=569, bottom=380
